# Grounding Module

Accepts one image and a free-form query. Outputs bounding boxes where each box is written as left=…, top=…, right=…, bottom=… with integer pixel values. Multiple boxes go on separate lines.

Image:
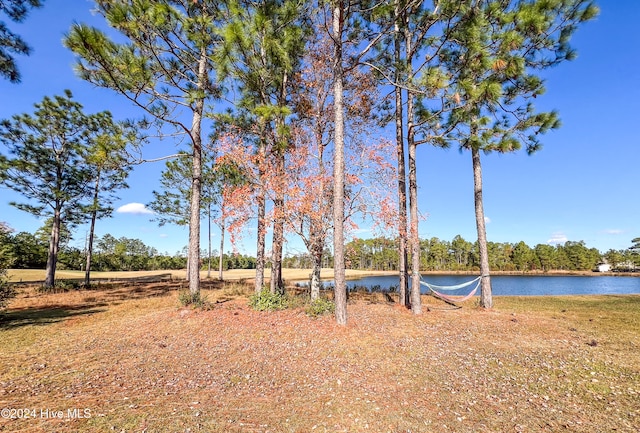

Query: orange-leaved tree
left=288, top=27, right=397, bottom=302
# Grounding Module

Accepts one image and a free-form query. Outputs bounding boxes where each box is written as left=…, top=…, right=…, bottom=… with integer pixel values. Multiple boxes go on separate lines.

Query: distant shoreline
left=6, top=267, right=639, bottom=284
left=287, top=268, right=640, bottom=281
left=419, top=269, right=640, bottom=277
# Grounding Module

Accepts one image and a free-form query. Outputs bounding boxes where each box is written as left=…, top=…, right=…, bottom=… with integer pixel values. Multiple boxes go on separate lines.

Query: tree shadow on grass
left=0, top=304, right=108, bottom=330
left=1, top=278, right=235, bottom=330
left=101, top=283, right=180, bottom=302
left=86, top=276, right=226, bottom=301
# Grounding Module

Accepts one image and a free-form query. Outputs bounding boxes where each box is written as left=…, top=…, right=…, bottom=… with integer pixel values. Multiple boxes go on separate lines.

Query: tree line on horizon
left=1, top=0, right=600, bottom=324
left=3, top=221, right=638, bottom=275
left=0, top=223, right=256, bottom=274
left=285, top=236, right=640, bottom=273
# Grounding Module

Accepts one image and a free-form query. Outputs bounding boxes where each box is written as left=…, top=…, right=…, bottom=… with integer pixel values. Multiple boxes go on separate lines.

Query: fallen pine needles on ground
left=0, top=283, right=638, bottom=432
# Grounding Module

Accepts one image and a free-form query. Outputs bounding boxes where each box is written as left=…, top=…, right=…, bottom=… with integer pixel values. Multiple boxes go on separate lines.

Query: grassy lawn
left=0, top=279, right=638, bottom=432
left=6, top=268, right=396, bottom=284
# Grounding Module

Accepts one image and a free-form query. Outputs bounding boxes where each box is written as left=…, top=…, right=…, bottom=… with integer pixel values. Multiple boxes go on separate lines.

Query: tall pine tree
left=217, top=0, right=309, bottom=294
left=0, top=91, right=127, bottom=287
left=437, top=0, right=598, bottom=308
left=65, top=0, right=226, bottom=298
left=83, top=116, right=135, bottom=286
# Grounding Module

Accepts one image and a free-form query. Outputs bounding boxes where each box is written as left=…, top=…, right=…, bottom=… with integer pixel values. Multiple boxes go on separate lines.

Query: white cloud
left=603, top=229, right=624, bottom=235
left=547, top=232, right=568, bottom=245
left=484, top=216, right=491, bottom=224
left=116, top=203, right=154, bottom=215
left=353, top=228, right=371, bottom=234
left=159, top=233, right=168, bottom=238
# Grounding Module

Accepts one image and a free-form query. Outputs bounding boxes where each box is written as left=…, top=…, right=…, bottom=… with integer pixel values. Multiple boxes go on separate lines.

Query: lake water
left=301, top=275, right=640, bottom=296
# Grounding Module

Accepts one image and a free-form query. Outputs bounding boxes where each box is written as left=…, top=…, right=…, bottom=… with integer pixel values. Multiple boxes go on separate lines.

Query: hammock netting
left=419, top=275, right=484, bottom=304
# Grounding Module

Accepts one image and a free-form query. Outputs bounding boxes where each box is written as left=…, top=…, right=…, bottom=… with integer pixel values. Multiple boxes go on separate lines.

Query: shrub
left=178, top=290, right=210, bottom=309
left=305, top=297, right=335, bottom=318
left=57, top=279, right=81, bottom=290
left=0, top=243, right=15, bottom=311
left=249, top=288, right=288, bottom=311
left=0, top=269, right=15, bottom=312
left=348, top=284, right=365, bottom=293
left=37, top=279, right=82, bottom=293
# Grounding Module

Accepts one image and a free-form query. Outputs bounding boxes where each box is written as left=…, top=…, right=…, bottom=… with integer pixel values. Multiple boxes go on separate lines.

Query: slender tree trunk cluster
left=309, top=142, right=328, bottom=302
left=270, top=152, right=286, bottom=295
left=397, top=4, right=423, bottom=314
left=394, top=0, right=409, bottom=307
left=270, top=84, right=289, bottom=294
left=44, top=208, right=61, bottom=288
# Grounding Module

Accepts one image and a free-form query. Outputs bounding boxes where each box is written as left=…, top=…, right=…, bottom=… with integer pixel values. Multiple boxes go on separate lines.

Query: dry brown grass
left=6, top=268, right=395, bottom=284
left=0, top=281, right=638, bottom=433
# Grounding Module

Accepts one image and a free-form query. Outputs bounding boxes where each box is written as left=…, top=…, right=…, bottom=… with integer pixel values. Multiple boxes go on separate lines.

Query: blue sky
left=0, top=0, right=638, bottom=257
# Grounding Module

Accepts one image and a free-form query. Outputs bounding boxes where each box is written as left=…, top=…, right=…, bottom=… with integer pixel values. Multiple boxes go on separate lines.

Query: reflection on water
left=297, top=275, right=640, bottom=296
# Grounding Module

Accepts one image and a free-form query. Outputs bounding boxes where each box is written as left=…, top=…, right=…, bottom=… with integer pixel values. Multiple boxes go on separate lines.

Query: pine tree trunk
left=218, top=216, right=225, bottom=281
left=270, top=73, right=289, bottom=295
left=44, top=207, right=61, bottom=288
left=255, top=155, right=266, bottom=293
left=332, top=1, right=347, bottom=325
left=185, top=251, right=190, bottom=281
left=310, top=123, right=327, bottom=303
left=408, top=129, right=421, bottom=314
left=84, top=209, right=97, bottom=286
left=188, top=153, right=201, bottom=295
left=270, top=213, right=284, bottom=294
left=310, top=248, right=323, bottom=301
left=207, top=202, right=212, bottom=279
left=394, top=0, right=409, bottom=307
left=84, top=178, right=100, bottom=286
left=187, top=50, right=207, bottom=296
left=406, top=23, right=422, bottom=315
left=270, top=149, right=285, bottom=295
left=471, top=146, right=492, bottom=308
